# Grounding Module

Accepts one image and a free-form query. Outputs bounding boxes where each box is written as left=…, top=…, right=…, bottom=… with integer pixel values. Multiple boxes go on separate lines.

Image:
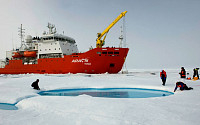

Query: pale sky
left=0, top=0, right=199, bottom=69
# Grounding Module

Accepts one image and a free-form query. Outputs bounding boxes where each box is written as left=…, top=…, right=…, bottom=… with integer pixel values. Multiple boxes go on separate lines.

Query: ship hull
left=0, top=48, right=129, bottom=74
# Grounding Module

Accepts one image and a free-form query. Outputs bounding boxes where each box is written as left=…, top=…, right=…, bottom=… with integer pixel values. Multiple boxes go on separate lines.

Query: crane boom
left=96, top=11, right=127, bottom=48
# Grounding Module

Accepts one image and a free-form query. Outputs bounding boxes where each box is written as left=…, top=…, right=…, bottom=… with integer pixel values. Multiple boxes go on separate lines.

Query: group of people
left=178, top=67, right=199, bottom=79
left=160, top=67, right=198, bottom=92
left=31, top=67, right=198, bottom=92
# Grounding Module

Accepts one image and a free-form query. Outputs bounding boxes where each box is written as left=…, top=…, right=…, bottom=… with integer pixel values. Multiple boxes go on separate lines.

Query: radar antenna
left=47, top=23, right=56, bottom=34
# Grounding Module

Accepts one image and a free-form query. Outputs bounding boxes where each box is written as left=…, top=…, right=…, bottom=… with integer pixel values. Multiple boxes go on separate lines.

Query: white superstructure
left=38, top=23, right=79, bottom=58
left=3, top=23, right=79, bottom=66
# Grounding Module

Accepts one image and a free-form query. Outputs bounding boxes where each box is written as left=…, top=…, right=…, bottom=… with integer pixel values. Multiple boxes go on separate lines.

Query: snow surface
left=0, top=69, right=200, bottom=125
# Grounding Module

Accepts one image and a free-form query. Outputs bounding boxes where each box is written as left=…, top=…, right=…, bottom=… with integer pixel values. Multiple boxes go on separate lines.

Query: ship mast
left=120, top=17, right=128, bottom=74
left=18, top=24, right=26, bottom=50
left=119, top=26, right=123, bottom=48
left=119, top=15, right=126, bottom=48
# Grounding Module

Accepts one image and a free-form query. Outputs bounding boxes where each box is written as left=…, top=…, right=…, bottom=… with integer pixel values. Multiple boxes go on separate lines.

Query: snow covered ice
left=0, top=69, right=200, bottom=125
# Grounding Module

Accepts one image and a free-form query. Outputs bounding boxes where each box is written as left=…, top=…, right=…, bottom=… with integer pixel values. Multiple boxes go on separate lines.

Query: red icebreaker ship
left=0, top=11, right=129, bottom=74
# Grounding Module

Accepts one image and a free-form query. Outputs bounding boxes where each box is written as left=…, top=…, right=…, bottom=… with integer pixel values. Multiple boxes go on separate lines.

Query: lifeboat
left=12, top=52, right=23, bottom=58
left=24, top=51, right=37, bottom=57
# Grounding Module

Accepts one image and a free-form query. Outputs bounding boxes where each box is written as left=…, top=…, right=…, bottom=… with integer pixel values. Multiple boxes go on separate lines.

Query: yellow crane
left=96, top=11, right=127, bottom=48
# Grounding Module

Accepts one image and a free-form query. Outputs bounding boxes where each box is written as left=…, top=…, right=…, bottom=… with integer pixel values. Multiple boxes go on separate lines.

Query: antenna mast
left=119, top=26, right=123, bottom=48
left=123, top=16, right=126, bottom=48
left=18, top=24, right=26, bottom=50
left=119, top=16, right=126, bottom=48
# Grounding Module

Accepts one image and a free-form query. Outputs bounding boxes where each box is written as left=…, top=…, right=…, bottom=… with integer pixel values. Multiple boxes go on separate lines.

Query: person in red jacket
left=160, top=70, right=167, bottom=86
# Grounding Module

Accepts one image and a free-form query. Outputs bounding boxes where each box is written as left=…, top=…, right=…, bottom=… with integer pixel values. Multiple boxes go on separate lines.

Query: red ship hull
left=0, top=47, right=129, bottom=74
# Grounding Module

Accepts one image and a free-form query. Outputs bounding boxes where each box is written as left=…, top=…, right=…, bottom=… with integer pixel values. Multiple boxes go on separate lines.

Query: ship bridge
left=38, top=23, right=79, bottom=59
left=42, top=34, right=75, bottom=43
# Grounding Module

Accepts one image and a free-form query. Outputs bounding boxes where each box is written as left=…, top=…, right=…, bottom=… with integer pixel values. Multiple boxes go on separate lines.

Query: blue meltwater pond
left=38, top=88, right=174, bottom=98
left=0, top=103, right=18, bottom=110
left=0, top=88, right=173, bottom=110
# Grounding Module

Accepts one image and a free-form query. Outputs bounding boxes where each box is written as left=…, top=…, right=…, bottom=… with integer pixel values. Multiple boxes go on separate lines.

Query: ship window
left=108, top=52, right=113, bottom=54
left=49, top=49, right=51, bottom=50
left=59, top=48, right=60, bottom=50
left=40, top=49, right=41, bottom=51
left=102, top=52, right=107, bottom=54
left=96, top=52, right=101, bottom=54
left=55, top=48, right=56, bottom=50
left=114, top=52, right=119, bottom=54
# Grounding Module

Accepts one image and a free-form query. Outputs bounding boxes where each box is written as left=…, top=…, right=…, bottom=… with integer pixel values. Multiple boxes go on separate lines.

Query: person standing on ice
left=193, top=68, right=199, bottom=79
left=160, top=70, right=167, bottom=86
left=31, top=79, right=40, bottom=90
left=179, top=67, right=186, bottom=78
left=174, top=81, right=193, bottom=92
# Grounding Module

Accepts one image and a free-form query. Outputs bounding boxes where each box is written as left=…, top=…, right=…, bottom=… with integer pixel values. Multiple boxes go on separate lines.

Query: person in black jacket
left=179, top=67, right=186, bottom=78
left=31, top=79, right=40, bottom=90
left=193, top=68, right=199, bottom=79
left=174, top=81, right=193, bottom=92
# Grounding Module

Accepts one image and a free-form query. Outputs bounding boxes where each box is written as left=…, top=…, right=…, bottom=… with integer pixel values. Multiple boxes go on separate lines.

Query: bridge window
left=108, top=52, right=113, bottom=54
left=114, top=52, right=119, bottom=54
left=102, top=52, right=107, bottom=54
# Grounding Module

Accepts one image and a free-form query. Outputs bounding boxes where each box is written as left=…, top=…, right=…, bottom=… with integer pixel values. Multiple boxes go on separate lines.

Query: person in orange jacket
left=160, top=70, right=167, bottom=86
